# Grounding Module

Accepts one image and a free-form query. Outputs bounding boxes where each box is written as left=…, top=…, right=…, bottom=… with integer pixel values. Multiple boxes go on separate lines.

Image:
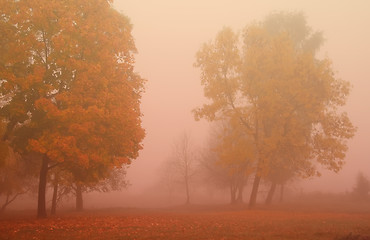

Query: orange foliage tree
left=0, top=0, right=145, bottom=218
left=194, top=13, right=356, bottom=207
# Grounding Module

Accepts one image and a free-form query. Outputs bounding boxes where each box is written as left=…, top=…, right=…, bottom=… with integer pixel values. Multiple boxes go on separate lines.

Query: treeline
left=162, top=127, right=367, bottom=207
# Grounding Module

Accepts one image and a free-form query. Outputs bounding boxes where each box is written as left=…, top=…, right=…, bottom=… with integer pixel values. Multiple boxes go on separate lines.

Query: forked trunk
left=185, top=178, right=190, bottom=205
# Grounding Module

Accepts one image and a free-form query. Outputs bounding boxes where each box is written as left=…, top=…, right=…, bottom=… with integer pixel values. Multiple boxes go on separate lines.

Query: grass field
left=1, top=205, right=370, bottom=240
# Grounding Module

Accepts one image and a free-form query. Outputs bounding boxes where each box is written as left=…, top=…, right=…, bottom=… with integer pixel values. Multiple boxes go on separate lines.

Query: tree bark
left=37, top=155, right=49, bottom=218
left=248, top=174, right=261, bottom=208
left=76, top=183, right=83, bottom=211
left=265, top=181, right=277, bottom=205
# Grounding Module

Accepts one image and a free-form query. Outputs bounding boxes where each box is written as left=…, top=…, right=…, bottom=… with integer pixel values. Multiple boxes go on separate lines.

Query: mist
left=2, top=0, right=370, bottom=215
left=94, top=0, right=370, bottom=207
left=2, top=1, right=370, bottom=239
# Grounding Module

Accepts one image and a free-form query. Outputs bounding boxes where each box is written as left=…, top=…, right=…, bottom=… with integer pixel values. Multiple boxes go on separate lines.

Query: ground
left=1, top=204, right=370, bottom=240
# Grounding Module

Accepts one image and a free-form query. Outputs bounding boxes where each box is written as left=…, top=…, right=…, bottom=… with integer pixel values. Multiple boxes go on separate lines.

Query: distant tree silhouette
left=167, top=133, right=198, bottom=205
left=353, top=172, right=370, bottom=200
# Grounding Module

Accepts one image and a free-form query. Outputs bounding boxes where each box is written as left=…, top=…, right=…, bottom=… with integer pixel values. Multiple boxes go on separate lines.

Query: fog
left=4, top=0, right=370, bottom=211
left=92, top=0, right=370, bottom=206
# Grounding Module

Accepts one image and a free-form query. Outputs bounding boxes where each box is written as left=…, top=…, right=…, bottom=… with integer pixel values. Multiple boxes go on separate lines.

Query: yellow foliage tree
left=214, top=118, right=254, bottom=204
left=194, top=12, right=356, bottom=207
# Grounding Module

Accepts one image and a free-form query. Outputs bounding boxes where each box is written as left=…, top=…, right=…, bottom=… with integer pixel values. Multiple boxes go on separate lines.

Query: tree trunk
left=236, top=182, right=244, bottom=204
left=279, top=184, right=285, bottom=203
left=249, top=116, right=261, bottom=209
left=185, top=177, right=190, bottom=205
left=51, top=174, right=59, bottom=215
left=230, top=183, right=237, bottom=204
left=265, top=181, right=277, bottom=205
left=76, top=184, right=83, bottom=211
left=248, top=174, right=261, bottom=208
left=37, top=155, right=49, bottom=218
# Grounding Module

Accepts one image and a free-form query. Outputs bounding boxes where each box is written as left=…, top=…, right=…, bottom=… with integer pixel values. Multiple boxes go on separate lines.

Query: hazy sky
left=112, top=0, right=370, bottom=194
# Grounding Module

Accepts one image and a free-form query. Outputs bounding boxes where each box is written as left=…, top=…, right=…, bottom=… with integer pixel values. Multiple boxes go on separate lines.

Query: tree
left=75, top=167, right=129, bottom=211
left=194, top=12, right=355, bottom=208
left=48, top=165, right=128, bottom=215
left=352, top=172, right=370, bottom=200
left=166, top=133, right=197, bottom=205
left=264, top=165, right=295, bottom=204
left=160, top=158, right=178, bottom=204
left=201, top=120, right=253, bottom=204
left=0, top=0, right=145, bottom=218
left=200, top=138, right=234, bottom=203
left=50, top=170, right=62, bottom=215
left=0, top=148, right=36, bottom=212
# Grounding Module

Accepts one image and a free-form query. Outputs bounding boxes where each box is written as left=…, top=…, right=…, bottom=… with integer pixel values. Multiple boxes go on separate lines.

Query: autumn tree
left=194, top=12, right=355, bottom=207
left=264, top=167, right=294, bottom=204
left=200, top=120, right=253, bottom=204
left=216, top=120, right=254, bottom=204
left=0, top=0, right=145, bottom=218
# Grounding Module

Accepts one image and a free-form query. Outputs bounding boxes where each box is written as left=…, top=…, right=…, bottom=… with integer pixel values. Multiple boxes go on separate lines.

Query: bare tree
left=168, top=133, right=198, bottom=205
left=0, top=148, right=36, bottom=213
left=160, top=159, right=178, bottom=204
